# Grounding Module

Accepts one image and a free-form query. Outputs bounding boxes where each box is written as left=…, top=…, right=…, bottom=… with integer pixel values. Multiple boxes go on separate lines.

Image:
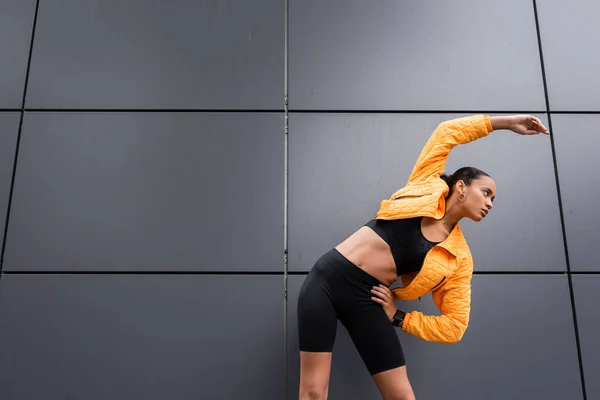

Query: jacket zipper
left=430, top=276, right=446, bottom=290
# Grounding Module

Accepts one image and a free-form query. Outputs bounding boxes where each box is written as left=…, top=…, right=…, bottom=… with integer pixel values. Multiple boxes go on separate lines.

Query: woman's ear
left=455, top=179, right=467, bottom=194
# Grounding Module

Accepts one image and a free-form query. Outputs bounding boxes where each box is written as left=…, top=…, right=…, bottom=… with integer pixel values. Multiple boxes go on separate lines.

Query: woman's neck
left=439, top=200, right=463, bottom=233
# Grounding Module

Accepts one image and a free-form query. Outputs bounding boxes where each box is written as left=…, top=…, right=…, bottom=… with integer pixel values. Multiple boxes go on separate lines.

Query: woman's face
left=461, top=176, right=496, bottom=222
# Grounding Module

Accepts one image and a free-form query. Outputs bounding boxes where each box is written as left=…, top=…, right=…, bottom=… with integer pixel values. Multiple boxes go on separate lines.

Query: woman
left=297, top=114, right=550, bottom=400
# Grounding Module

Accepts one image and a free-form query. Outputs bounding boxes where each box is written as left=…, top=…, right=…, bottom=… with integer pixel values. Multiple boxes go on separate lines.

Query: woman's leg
left=372, top=366, right=415, bottom=400
left=342, top=305, right=415, bottom=399
left=326, top=250, right=413, bottom=399
left=299, top=352, right=333, bottom=400
left=297, top=259, right=338, bottom=400
left=340, top=304, right=414, bottom=399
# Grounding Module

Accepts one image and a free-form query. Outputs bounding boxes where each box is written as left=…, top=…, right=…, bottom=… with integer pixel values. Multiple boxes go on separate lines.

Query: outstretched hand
left=509, top=115, right=550, bottom=135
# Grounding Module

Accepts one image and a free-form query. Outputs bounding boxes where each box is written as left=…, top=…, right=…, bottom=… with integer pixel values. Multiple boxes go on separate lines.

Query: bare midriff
left=334, top=226, right=399, bottom=287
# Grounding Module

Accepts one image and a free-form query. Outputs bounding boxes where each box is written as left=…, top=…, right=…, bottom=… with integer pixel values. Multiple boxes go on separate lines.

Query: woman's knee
left=299, top=351, right=332, bottom=400
left=299, top=383, right=328, bottom=400
left=386, top=388, right=415, bottom=400
left=378, top=383, right=414, bottom=400
left=380, top=382, right=415, bottom=400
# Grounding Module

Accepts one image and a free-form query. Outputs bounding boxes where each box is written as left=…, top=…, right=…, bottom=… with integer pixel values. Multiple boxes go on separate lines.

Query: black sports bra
left=364, top=217, right=441, bottom=276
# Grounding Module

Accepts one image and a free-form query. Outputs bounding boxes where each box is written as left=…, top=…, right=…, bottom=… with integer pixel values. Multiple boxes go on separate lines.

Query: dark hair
left=440, top=167, right=490, bottom=198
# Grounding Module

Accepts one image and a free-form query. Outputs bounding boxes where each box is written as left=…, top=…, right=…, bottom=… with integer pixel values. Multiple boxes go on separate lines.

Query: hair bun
left=441, top=167, right=490, bottom=198
left=440, top=173, right=452, bottom=185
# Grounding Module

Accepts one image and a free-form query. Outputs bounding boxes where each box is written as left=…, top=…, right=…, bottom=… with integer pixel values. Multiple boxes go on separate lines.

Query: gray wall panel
left=289, top=0, right=545, bottom=111
left=537, top=0, right=600, bottom=110
left=552, top=114, right=599, bottom=271
left=0, top=113, right=20, bottom=248
left=0, top=1, right=594, bottom=398
left=3, top=112, right=284, bottom=272
left=0, top=274, right=284, bottom=400
left=573, top=275, right=600, bottom=399
left=287, top=274, right=582, bottom=399
left=288, top=113, right=564, bottom=272
left=26, top=0, right=284, bottom=109
left=0, top=0, right=36, bottom=108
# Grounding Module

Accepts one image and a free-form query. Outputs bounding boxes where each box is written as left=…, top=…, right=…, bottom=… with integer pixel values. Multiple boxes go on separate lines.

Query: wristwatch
left=392, top=309, right=406, bottom=327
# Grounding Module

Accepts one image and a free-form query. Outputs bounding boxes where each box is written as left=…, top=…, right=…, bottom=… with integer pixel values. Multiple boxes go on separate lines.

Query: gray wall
left=0, top=1, right=597, bottom=399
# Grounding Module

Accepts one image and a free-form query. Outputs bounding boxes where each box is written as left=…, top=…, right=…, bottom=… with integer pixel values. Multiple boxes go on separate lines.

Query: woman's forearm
left=490, top=115, right=549, bottom=135
left=489, top=116, right=514, bottom=131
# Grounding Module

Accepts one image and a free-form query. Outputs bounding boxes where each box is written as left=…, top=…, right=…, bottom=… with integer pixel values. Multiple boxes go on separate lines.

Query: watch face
left=393, top=310, right=403, bottom=326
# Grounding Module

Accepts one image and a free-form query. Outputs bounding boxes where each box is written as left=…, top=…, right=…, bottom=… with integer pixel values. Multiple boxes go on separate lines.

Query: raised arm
left=406, top=115, right=549, bottom=185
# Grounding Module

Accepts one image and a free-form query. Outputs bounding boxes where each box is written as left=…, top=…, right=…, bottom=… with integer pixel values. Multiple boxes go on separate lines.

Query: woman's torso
left=335, top=217, right=449, bottom=287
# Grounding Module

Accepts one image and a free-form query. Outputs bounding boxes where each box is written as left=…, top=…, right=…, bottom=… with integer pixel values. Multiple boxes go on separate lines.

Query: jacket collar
left=435, top=222, right=466, bottom=258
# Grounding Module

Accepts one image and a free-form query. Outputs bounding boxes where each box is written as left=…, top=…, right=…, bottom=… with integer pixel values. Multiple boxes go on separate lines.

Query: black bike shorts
left=297, top=248, right=406, bottom=375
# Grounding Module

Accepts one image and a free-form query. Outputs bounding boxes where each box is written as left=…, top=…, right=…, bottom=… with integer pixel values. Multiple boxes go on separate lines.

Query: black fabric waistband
left=319, top=248, right=384, bottom=288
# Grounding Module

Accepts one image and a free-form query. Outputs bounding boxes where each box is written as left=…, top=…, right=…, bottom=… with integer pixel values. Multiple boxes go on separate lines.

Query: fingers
left=529, top=116, right=550, bottom=134
left=516, top=118, right=550, bottom=135
left=371, top=285, right=391, bottom=299
left=371, top=285, right=395, bottom=309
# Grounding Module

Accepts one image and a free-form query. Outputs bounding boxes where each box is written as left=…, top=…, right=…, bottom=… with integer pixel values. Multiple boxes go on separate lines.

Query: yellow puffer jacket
left=375, top=114, right=493, bottom=344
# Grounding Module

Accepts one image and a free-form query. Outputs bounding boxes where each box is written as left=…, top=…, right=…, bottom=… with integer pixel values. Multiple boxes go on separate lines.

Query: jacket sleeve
left=406, top=115, right=493, bottom=185
left=401, top=258, right=474, bottom=344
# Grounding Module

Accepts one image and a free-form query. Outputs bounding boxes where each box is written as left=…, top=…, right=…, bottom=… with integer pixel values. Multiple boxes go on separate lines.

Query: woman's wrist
left=489, top=116, right=514, bottom=131
left=392, top=309, right=406, bottom=327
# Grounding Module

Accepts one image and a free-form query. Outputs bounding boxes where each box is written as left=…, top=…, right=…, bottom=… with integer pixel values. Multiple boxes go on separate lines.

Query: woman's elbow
left=444, top=320, right=469, bottom=344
